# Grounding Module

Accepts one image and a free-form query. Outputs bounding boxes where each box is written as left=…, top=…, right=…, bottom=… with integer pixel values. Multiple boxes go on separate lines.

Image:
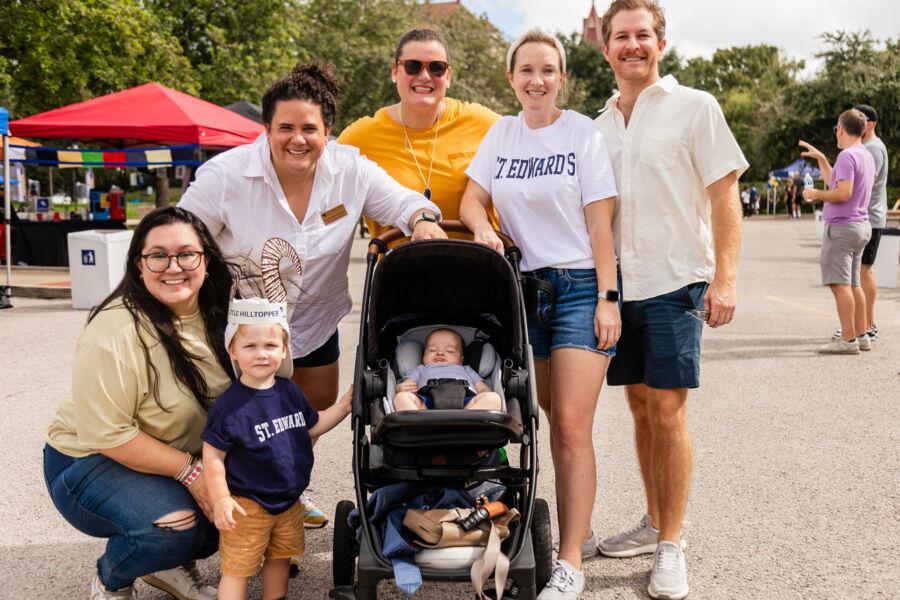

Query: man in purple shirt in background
left=799, top=108, right=875, bottom=354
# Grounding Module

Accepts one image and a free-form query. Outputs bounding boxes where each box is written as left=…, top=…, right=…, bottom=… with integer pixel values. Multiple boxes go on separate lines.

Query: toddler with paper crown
left=202, top=298, right=351, bottom=600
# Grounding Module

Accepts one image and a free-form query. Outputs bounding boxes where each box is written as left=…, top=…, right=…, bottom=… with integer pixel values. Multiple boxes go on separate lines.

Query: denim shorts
left=607, top=281, right=708, bottom=389
left=525, top=267, right=616, bottom=360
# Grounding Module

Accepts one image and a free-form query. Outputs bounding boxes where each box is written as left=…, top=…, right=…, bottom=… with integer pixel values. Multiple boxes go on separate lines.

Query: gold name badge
left=321, top=203, right=349, bottom=224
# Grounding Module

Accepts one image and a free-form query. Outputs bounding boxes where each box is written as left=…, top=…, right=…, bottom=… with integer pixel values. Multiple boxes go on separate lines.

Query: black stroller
left=331, top=223, right=552, bottom=599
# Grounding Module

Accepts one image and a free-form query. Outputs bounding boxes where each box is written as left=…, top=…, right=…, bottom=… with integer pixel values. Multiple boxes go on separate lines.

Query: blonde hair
left=601, top=0, right=666, bottom=45
left=507, top=27, right=566, bottom=73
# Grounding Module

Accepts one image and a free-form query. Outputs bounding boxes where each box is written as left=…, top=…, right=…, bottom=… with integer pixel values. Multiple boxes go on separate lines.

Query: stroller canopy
left=366, top=240, right=525, bottom=367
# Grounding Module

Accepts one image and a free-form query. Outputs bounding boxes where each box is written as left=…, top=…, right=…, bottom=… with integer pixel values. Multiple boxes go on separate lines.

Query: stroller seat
left=371, top=324, right=524, bottom=450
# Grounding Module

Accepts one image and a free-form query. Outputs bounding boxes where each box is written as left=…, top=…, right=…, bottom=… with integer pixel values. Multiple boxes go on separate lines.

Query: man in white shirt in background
left=853, top=104, right=888, bottom=343
left=594, top=1, right=748, bottom=599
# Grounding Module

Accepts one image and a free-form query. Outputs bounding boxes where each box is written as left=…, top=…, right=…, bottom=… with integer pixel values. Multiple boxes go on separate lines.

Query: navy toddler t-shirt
left=202, top=377, right=319, bottom=514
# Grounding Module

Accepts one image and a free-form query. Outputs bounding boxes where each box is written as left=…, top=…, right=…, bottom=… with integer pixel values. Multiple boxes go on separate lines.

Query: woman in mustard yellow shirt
left=338, top=27, right=501, bottom=239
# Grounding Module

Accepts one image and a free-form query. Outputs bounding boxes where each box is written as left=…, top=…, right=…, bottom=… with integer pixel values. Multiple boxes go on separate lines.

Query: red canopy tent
left=10, top=82, right=263, bottom=148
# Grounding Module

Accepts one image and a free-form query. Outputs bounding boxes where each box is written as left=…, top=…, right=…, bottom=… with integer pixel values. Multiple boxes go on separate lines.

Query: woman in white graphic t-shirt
left=460, top=28, right=620, bottom=599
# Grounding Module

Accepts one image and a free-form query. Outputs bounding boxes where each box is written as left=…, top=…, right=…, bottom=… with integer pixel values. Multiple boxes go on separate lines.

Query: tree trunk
left=154, top=167, right=170, bottom=207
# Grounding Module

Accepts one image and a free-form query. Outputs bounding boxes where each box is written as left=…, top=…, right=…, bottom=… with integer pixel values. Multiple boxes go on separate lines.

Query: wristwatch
left=412, top=210, right=440, bottom=227
left=598, top=289, right=620, bottom=302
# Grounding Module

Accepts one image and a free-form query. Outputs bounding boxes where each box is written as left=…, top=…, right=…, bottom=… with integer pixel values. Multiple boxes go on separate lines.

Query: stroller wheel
left=333, top=500, right=357, bottom=587
left=532, top=498, right=553, bottom=591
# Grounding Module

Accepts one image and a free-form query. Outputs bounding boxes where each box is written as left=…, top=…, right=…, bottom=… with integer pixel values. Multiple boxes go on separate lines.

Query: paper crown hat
left=224, top=298, right=293, bottom=379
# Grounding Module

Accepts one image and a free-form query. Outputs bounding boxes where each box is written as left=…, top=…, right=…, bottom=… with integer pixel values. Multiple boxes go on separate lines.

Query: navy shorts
left=607, top=282, right=708, bottom=389
left=292, top=329, right=339, bottom=368
left=525, top=267, right=617, bottom=360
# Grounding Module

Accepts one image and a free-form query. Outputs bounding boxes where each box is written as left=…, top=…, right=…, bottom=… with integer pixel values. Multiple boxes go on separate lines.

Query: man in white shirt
left=594, top=2, right=748, bottom=599
left=853, top=104, right=888, bottom=343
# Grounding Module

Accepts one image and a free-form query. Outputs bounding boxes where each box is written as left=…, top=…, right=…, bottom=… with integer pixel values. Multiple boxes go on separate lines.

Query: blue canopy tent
left=2, top=106, right=12, bottom=308
left=768, top=158, right=821, bottom=180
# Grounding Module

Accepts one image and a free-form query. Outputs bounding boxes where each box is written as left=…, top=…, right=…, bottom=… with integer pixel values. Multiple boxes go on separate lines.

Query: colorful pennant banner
left=8, top=144, right=202, bottom=168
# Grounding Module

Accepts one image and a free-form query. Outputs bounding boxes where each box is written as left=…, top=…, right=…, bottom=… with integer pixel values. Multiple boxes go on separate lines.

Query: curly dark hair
left=261, top=61, right=342, bottom=129
left=393, top=27, right=451, bottom=64
left=89, top=206, right=237, bottom=409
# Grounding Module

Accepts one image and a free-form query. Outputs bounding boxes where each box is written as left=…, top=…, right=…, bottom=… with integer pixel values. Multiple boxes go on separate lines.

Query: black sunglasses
left=397, top=59, right=450, bottom=77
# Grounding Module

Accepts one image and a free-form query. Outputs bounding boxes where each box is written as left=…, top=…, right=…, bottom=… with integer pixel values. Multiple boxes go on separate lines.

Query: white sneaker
left=537, top=559, right=585, bottom=599
left=90, top=575, right=133, bottom=599
left=857, top=335, right=871, bottom=351
left=598, top=514, right=686, bottom=558
left=141, top=562, right=217, bottom=600
left=551, top=531, right=599, bottom=560
left=817, top=338, right=859, bottom=354
left=648, top=541, right=689, bottom=600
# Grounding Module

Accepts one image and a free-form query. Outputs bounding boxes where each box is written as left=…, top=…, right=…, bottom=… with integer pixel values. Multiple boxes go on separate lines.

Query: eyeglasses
left=140, top=251, right=204, bottom=273
left=397, top=59, right=450, bottom=77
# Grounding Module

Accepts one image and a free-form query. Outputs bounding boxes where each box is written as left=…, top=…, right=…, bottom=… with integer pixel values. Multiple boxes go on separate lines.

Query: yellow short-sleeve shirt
left=338, top=98, right=501, bottom=240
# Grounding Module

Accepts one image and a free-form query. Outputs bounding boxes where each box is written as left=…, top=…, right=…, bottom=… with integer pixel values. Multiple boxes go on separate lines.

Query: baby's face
left=229, top=324, right=286, bottom=379
left=423, top=330, right=463, bottom=365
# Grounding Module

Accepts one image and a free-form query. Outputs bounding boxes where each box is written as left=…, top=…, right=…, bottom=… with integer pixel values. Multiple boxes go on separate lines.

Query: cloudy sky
left=461, top=0, right=899, bottom=75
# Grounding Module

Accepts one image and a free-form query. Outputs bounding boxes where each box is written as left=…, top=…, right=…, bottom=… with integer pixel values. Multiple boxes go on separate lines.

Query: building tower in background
left=582, top=1, right=603, bottom=49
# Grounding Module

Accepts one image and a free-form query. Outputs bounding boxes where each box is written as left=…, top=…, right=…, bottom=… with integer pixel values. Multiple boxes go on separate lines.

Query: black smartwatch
left=412, top=210, right=440, bottom=227
left=598, top=289, right=620, bottom=302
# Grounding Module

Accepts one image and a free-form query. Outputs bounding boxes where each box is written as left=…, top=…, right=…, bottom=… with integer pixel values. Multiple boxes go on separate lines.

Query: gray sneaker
left=857, top=335, right=871, bottom=351
left=598, top=514, right=686, bottom=558
left=648, top=541, right=689, bottom=600
left=817, top=338, right=860, bottom=354
left=551, top=531, right=600, bottom=560
left=141, top=562, right=217, bottom=600
left=90, top=575, right=133, bottom=600
left=537, top=559, right=585, bottom=600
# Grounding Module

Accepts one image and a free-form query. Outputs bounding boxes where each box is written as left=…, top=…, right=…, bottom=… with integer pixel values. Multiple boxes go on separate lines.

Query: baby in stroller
left=393, top=328, right=502, bottom=412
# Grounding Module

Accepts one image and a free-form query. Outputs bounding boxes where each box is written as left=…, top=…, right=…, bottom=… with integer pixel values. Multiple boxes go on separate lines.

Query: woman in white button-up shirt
left=180, top=63, right=444, bottom=412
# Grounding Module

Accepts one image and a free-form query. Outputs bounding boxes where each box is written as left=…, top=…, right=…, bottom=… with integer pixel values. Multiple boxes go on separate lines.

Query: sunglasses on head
left=397, top=59, right=450, bottom=77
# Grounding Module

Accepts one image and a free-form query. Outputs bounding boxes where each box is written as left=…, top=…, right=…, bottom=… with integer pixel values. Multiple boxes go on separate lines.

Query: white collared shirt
left=179, top=134, right=438, bottom=358
left=595, top=75, right=748, bottom=301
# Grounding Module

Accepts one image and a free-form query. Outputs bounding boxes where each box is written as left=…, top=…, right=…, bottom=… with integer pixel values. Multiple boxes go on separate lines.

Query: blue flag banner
left=0, top=107, right=9, bottom=136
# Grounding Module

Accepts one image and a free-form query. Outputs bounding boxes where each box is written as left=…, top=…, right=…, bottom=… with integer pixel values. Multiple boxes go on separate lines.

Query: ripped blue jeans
left=43, top=445, right=218, bottom=591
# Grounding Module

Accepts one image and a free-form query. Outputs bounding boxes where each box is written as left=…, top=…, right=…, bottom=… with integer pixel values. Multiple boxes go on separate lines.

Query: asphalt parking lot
left=1, top=217, right=897, bottom=599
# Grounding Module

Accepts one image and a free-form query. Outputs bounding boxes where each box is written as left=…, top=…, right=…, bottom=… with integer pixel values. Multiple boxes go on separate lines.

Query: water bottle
left=803, top=173, right=814, bottom=189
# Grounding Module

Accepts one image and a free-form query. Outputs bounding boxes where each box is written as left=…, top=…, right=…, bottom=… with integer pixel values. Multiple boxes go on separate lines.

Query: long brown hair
left=90, top=206, right=236, bottom=409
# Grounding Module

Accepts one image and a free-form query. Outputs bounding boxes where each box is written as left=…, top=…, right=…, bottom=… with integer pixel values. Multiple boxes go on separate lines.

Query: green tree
left=147, top=0, right=307, bottom=107
left=296, top=0, right=416, bottom=132
left=435, top=9, right=518, bottom=116
left=0, top=0, right=196, bottom=118
left=762, top=31, right=899, bottom=186
left=677, top=45, right=804, bottom=180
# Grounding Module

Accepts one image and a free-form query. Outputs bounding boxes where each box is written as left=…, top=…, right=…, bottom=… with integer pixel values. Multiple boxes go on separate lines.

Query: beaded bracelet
left=173, top=453, right=193, bottom=483
left=182, top=460, right=203, bottom=488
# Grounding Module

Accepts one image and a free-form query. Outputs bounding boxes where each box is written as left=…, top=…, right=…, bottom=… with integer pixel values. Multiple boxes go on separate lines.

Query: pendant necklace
left=399, top=104, right=441, bottom=201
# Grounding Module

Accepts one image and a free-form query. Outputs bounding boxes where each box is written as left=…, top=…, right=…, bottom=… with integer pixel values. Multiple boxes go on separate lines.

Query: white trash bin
left=814, top=209, right=824, bottom=239
left=873, top=229, right=899, bottom=289
left=67, top=229, right=133, bottom=309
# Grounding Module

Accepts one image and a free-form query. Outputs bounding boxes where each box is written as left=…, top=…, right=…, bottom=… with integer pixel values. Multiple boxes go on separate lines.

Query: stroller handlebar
left=367, top=220, right=516, bottom=256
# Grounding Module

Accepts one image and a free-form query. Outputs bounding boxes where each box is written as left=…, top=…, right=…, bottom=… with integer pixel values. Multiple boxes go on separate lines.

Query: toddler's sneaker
left=141, top=562, right=216, bottom=600
left=537, top=559, right=585, bottom=600
left=90, top=575, right=132, bottom=600
left=648, top=541, right=689, bottom=600
left=299, top=493, right=328, bottom=528
left=598, top=514, right=686, bottom=558
left=551, top=531, right=600, bottom=560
